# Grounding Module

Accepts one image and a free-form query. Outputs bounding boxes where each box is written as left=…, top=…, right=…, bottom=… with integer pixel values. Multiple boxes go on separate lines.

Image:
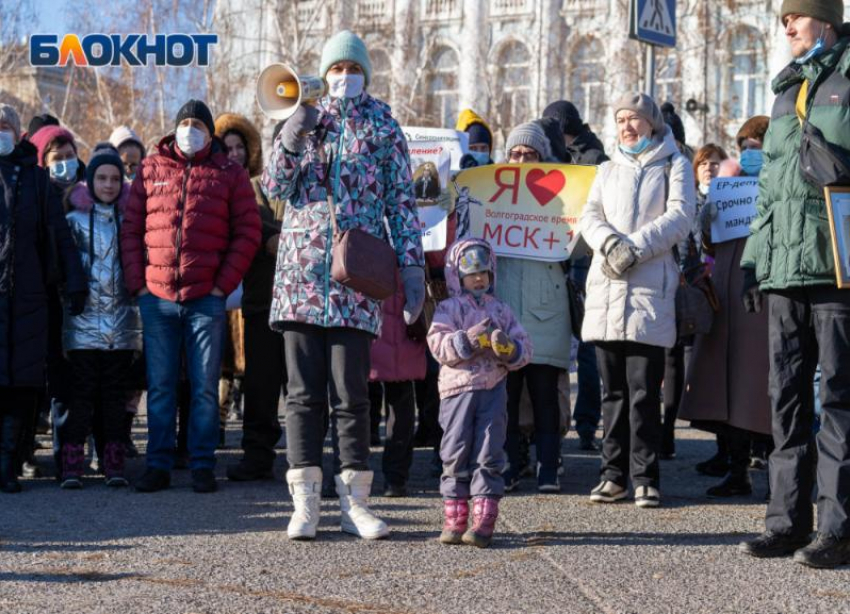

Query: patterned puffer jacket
left=262, top=92, right=424, bottom=336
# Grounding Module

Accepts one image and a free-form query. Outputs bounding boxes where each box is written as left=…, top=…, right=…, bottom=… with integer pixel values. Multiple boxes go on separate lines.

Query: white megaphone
left=256, top=63, right=327, bottom=121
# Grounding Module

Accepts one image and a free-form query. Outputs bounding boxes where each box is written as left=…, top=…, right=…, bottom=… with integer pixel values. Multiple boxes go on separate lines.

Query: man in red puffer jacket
left=121, top=100, right=260, bottom=494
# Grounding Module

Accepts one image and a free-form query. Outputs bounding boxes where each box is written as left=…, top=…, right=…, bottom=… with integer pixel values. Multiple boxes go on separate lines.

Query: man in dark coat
left=738, top=0, right=850, bottom=569
left=542, top=100, right=608, bottom=165
left=0, top=104, right=86, bottom=493
left=542, top=100, right=607, bottom=451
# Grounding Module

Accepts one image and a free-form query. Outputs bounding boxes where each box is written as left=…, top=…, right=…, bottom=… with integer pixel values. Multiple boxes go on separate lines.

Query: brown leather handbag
left=327, top=196, right=397, bottom=300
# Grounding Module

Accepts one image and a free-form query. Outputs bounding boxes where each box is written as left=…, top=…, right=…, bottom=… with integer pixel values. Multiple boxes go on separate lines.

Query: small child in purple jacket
left=427, top=238, right=532, bottom=547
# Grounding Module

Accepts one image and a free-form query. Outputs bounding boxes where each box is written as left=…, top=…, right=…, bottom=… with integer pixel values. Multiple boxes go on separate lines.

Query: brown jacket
left=678, top=237, right=770, bottom=435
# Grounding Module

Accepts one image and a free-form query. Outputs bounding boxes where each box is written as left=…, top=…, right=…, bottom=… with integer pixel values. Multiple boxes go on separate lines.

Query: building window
left=492, top=40, right=532, bottom=135
left=567, top=37, right=605, bottom=133
left=369, top=48, right=392, bottom=103
left=655, top=49, right=681, bottom=108
left=490, top=0, right=532, bottom=17
left=421, top=0, right=461, bottom=21
left=724, top=26, right=766, bottom=121
left=425, top=45, right=459, bottom=127
left=296, top=0, right=328, bottom=31
left=358, top=0, right=393, bottom=24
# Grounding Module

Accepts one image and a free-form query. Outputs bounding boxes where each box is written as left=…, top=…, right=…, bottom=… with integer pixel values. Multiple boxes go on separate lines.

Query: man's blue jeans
left=138, top=293, right=226, bottom=471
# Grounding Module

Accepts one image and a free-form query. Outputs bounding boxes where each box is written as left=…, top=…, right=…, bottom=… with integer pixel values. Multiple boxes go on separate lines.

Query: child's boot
left=462, top=496, right=499, bottom=548
left=103, top=441, right=128, bottom=487
left=60, top=443, right=85, bottom=489
left=439, top=498, right=469, bottom=545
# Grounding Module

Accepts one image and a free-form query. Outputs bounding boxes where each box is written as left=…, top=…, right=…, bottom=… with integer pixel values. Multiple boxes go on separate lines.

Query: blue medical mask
left=795, top=28, right=827, bottom=64
left=0, top=130, right=15, bottom=156
left=126, top=172, right=136, bottom=183
left=468, top=287, right=488, bottom=299
left=699, top=183, right=710, bottom=196
left=740, top=149, right=764, bottom=176
left=49, top=158, right=79, bottom=183
left=619, top=136, right=652, bottom=156
left=470, top=151, right=490, bottom=166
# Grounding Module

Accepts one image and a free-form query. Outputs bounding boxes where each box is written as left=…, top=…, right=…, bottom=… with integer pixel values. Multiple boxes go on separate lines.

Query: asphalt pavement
left=1, top=406, right=848, bottom=614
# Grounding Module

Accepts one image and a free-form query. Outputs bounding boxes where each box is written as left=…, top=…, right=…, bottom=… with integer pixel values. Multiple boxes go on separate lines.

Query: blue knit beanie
left=320, top=30, right=372, bottom=86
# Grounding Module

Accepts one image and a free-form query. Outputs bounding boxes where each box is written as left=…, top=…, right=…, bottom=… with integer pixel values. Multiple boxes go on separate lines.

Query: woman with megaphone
left=262, top=30, right=425, bottom=541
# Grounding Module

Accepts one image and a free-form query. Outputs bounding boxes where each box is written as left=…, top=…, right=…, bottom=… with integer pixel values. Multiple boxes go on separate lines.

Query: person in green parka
left=739, top=0, right=850, bottom=569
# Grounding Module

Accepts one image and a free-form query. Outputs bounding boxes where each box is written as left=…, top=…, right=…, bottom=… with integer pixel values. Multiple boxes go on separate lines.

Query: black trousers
left=240, top=311, right=286, bottom=467
left=596, top=341, right=666, bottom=489
left=370, top=381, right=416, bottom=485
left=505, top=363, right=563, bottom=473
left=0, top=387, right=38, bottom=477
left=414, top=359, right=442, bottom=445
left=766, top=288, right=850, bottom=539
left=65, top=350, right=133, bottom=445
left=283, top=323, right=372, bottom=470
left=662, top=344, right=692, bottom=455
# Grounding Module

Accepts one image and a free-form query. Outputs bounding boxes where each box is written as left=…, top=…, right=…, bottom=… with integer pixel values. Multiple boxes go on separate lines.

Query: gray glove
left=280, top=104, right=320, bottom=153
left=401, top=266, right=426, bottom=325
left=604, top=238, right=640, bottom=276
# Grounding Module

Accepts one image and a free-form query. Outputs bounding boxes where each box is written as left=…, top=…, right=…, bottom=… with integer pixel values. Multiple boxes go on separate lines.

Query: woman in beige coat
left=580, top=93, right=695, bottom=508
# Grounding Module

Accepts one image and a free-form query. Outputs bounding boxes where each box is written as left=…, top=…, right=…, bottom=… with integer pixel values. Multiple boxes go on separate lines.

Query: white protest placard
left=403, top=127, right=469, bottom=171
left=708, top=176, right=759, bottom=243
left=417, top=204, right=448, bottom=252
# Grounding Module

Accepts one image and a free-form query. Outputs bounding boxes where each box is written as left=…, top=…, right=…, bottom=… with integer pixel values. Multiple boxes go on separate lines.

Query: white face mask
left=0, top=130, right=15, bottom=156
left=175, top=125, right=208, bottom=155
left=326, top=73, right=365, bottom=99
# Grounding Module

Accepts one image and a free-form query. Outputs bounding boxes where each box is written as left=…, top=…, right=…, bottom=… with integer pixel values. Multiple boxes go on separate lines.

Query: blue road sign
left=630, top=0, right=676, bottom=48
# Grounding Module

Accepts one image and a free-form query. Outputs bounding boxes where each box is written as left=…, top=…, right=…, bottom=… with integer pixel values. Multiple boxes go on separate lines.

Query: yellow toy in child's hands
left=465, top=317, right=492, bottom=351
left=490, top=329, right=517, bottom=361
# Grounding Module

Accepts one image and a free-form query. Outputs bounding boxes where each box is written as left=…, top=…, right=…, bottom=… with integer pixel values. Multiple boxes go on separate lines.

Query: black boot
left=0, top=411, right=23, bottom=493
left=706, top=472, right=753, bottom=498
left=707, top=428, right=752, bottom=498
left=696, top=434, right=730, bottom=477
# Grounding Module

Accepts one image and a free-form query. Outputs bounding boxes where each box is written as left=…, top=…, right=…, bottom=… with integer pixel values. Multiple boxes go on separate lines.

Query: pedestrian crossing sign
left=629, top=0, right=676, bottom=47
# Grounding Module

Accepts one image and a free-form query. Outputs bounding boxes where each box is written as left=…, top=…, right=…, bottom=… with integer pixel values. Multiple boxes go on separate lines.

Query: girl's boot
left=103, top=441, right=128, bottom=487
left=60, top=443, right=86, bottom=489
left=439, top=498, right=469, bottom=544
left=463, top=497, right=499, bottom=548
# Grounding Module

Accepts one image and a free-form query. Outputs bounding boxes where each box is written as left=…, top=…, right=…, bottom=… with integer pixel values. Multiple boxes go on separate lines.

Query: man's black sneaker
left=226, top=460, right=274, bottom=482
left=793, top=534, right=850, bottom=569
left=739, top=531, right=810, bottom=558
left=192, top=468, right=218, bottom=493
left=134, top=468, right=171, bottom=493
left=383, top=483, right=407, bottom=498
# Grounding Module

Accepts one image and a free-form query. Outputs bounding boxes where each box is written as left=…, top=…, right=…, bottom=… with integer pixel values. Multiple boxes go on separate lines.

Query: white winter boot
left=286, top=467, right=322, bottom=540
left=335, top=469, right=389, bottom=540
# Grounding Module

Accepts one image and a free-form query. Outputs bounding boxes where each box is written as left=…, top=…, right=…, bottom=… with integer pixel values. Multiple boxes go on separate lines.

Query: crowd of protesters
left=1, top=0, right=850, bottom=567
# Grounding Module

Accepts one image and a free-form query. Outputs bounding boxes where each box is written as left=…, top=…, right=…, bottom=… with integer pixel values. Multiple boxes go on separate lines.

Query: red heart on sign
left=526, top=169, right=565, bottom=207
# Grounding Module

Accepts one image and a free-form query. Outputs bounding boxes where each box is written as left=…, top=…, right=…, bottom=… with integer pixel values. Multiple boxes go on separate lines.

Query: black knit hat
left=465, top=123, right=492, bottom=150
left=660, top=102, right=686, bottom=145
left=542, top=100, right=583, bottom=137
left=175, top=99, right=215, bottom=136
left=86, top=148, right=124, bottom=201
left=26, top=113, right=59, bottom=139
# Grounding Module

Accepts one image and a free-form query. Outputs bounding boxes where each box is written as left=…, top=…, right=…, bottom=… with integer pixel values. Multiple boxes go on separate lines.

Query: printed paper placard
left=708, top=176, right=759, bottom=244
left=457, top=163, right=597, bottom=262
left=403, top=127, right=469, bottom=171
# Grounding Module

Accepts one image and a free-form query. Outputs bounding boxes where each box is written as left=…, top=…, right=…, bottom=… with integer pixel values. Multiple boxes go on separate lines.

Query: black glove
left=280, top=104, right=320, bottom=153
left=67, top=291, right=88, bottom=316
left=741, top=268, right=763, bottom=314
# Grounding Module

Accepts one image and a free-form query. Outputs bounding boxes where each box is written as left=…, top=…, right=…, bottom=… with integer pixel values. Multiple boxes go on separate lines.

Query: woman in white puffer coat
left=579, top=93, right=695, bottom=508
